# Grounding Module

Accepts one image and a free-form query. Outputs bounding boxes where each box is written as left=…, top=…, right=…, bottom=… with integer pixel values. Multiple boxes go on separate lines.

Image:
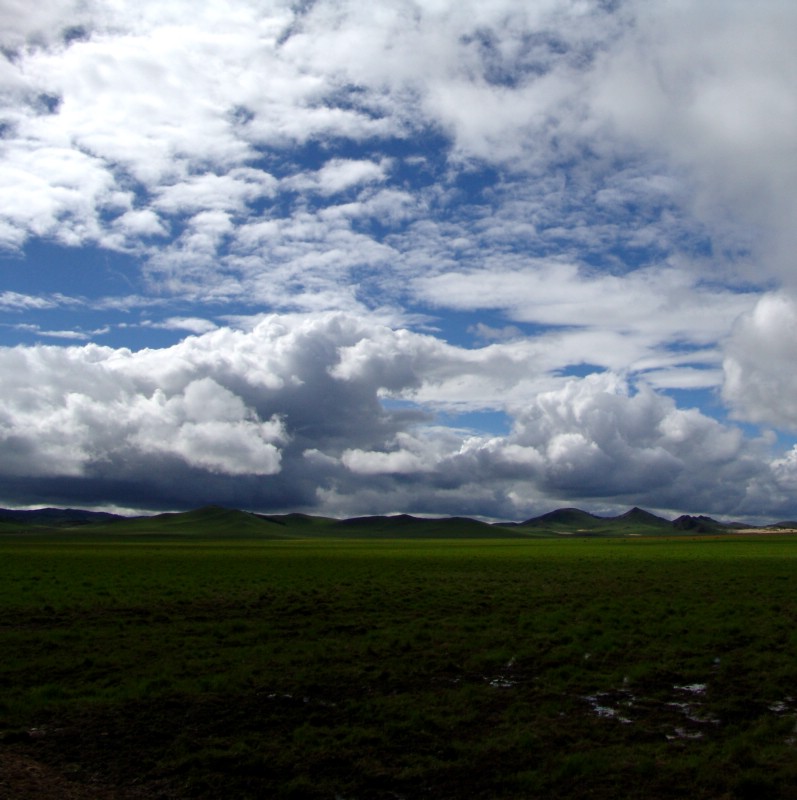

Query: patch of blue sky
left=0, top=241, right=230, bottom=349
left=0, top=302, right=215, bottom=350
left=254, top=117, right=450, bottom=175
left=556, top=363, right=608, bottom=379
left=449, top=162, right=501, bottom=198
left=436, top=408, right=512, bottom=436
left=0, top=240, right=142, bottom=300
left=659, top=385, right=722, bottom=413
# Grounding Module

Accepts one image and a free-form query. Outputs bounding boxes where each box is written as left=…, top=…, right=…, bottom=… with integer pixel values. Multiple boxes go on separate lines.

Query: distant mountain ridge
left=0, top=504, right=789, bottom=538
left=0, top=507, right=124, bottom=526
left=516, top=507, right=751, bottom=536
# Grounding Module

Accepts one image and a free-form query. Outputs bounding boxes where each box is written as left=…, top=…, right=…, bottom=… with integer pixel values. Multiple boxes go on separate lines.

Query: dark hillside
left=0, top=507, right=123, bottom=527
left=258, top=512, right=335, bottom=525
left=333, top=514, right=519, bottom=538
left=529, top=508, right=602, bottom=526
left=80, top=505, right=290, bottom=538
left=672, top=514, right=724, bottom=533
left=610, top=507, right=671, bottom=527
left=510, top=507, right=606, bottom=534
left=510, top=506, right=677, bottom=536
left=1, top=504, right=784, bottom=539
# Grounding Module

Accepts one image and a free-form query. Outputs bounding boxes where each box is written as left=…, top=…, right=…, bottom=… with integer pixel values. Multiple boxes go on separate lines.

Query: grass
left=3, top=532, right=797, bottom=798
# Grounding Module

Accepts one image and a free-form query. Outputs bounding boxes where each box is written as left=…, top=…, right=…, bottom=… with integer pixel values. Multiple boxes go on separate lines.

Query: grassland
left=3, top=528, right=797, bottom=798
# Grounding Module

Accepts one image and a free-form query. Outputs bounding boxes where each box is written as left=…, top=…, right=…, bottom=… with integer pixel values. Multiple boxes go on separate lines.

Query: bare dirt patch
left=0, top=750, right=124, bottom=800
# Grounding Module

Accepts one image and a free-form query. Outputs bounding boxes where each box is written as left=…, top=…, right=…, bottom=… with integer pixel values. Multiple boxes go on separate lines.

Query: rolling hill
left=0, top=504, right=790, bottom=539
left=330, top=514, right=526, bottom=538
left=502, top=506, right=673, bottom=536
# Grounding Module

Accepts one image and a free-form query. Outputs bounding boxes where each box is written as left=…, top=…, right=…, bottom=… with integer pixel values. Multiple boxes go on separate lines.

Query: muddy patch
left=581, top=681, right=726, bottom=741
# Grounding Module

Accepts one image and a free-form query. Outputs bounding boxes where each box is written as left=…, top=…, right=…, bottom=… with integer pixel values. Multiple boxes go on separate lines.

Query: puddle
left=768, top=697, right=795, bottom=714
left=667, top=726, right=703, bottom=741
left=581, top=680, right=797, bottom=745
left=582, top=692, right=634, bottom=724
left=581, top=680, right=721, bottom=739
left=674, top=683, right=707, bottom=695
left=488, top=677, right=516, bottom=689
left=263, top=692, right=337, bottom=708
left=486, top=655, right=518, bottom=689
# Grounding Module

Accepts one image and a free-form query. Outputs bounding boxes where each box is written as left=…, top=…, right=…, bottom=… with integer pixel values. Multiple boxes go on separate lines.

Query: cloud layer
left=0, top=312, right=792, bottom=520
left=3, top=1, right=794, bottom=294
left=1, top=1, right=796, bottom=519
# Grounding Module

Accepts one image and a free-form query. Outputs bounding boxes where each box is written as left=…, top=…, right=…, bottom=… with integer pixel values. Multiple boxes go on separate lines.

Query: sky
left=1, top=0, right=797, bottom=522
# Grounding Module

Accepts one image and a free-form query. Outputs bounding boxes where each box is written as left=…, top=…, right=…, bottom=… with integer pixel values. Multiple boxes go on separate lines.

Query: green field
left=3, top=530, right=797, bottom=798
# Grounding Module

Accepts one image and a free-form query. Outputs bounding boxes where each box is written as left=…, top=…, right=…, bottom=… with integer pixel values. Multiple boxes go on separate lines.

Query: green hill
left=513, top=507, right=605, bottom=532
left=331, top=514, right=525, bottom=538
left=257, top=512, right=339, bottom=535
left=607, top=507, right=673, bottom=533
left=1, top=504, right=782, bottom=539
left=79, top=505, right=291, bottom=539
left=509, top=506, right=678, bottom=536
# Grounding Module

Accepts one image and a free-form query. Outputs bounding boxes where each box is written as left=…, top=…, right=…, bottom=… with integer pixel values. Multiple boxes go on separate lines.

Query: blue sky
left=1, top=0, right=797, bottom=521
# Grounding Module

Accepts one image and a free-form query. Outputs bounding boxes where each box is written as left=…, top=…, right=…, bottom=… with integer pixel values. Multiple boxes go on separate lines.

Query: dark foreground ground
left=3, top=533, right=797, bottom=799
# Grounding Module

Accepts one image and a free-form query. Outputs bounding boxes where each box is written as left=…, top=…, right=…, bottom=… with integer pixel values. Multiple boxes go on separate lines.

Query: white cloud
left=112, top=209, right=168, bottom=239
left=126, top=378, right=285, bottom=476
left=147, top=317, right=219, bottom=334
left=722, top=292, right=797, bottom=429
left=10, top=325, right=107, bottom=341
left=154, top=169, right=278, bottom=214
left=342, top=447, right=429, bottom=476
left=0, top=0, right=789, bottom=315
left=0, top=340, right=287, bottom=480
left=0, top=144, right=122, bottom=246
left=0, top=0, right=91, bottom=50
left=413, top=262, right=757, bottom=389
left=416, top=262, right=755, bottom=341
left=591, top=0, right=797, bottom=283
left=283, top=159, right=389, bottom=196
left=2, top=2, right=797, bottom=519
left=0, top=291, right=58, bottom=310
left=0, top=312, right=788, bottom=518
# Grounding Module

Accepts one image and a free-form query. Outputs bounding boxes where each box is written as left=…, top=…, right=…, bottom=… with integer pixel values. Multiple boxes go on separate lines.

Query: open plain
left=3, top=518, right=797, bottom=798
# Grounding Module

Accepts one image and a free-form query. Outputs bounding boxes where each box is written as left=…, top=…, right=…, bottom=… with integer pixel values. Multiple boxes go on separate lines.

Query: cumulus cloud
left=125, top=378, right=285, bottom=476
left=0, top=312, right=789, bottom=519
left=503, top=372, right=749, bottom=504
left=722, top=292, right=797, bottom=429
left=0, top=339, right=287, bottom=481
